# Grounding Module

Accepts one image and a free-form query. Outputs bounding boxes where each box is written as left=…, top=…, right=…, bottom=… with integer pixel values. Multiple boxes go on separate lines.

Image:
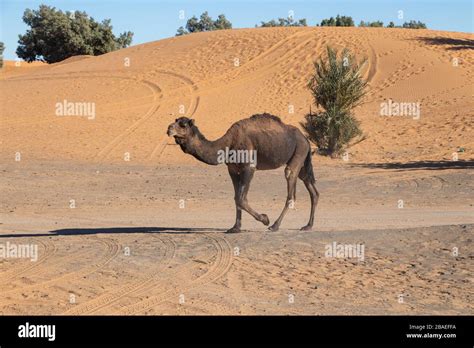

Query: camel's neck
left=185, top=127, right=231, bottom=165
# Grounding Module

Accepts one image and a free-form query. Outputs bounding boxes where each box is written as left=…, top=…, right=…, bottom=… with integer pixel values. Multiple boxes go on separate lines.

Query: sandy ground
left=0, top=161, right=472, bottom=315
left=0, top=27, right=473, bottom=314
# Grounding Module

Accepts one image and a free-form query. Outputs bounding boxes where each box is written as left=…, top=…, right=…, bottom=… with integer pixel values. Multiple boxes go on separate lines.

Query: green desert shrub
left=301, top=46, right=367, bottom=157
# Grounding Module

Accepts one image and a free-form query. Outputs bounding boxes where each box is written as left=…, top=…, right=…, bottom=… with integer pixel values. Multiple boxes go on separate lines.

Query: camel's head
left=167, top=117, right=196, bottom=146
left=166, top=117, right=197, bottom=153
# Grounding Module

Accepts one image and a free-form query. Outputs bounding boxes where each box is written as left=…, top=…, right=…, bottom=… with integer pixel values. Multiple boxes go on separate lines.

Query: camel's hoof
left=300, top=225, right=313, bottom=231
left=225, top=227, right=241, bottom=234
left=268, top=224, right=279, bottom=232
left=260, top=214, right=270, bottom=226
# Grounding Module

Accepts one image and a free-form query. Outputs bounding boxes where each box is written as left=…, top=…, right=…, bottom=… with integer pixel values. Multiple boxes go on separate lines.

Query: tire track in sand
left=0, top=236, right=120, bottom=303
left=3, top=73, right=163, bottom=160
left=119, top=234, right=233, bottom=315
left=0, top=239, right=57, bottom=280
left=148, top=70, right=200, bottom=162
left=0, top=74, right=162, bottom=132
left=95, top=78, right=163, bottom=162
left=64, top=235, right=176, bottom=315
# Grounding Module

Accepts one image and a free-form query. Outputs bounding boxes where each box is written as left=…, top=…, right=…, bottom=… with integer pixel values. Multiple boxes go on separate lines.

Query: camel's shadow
left=0, top=227, right=226, bottom=238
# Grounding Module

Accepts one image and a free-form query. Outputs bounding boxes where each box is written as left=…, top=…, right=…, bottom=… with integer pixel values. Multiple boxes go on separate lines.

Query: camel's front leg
left=228, top=166, right=269, bottom=233
left=238, top=167, right=269, bottom=226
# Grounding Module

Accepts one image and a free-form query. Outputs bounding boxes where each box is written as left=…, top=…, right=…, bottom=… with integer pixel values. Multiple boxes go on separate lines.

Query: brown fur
left=167, top=113, right=319, bottom=232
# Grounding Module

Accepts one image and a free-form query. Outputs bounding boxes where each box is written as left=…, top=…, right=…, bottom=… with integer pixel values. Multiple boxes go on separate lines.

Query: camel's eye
left=178, top=122, right=186, bottom=128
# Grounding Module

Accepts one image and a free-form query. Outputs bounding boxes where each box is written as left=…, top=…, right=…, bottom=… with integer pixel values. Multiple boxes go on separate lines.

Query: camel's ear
left=189, top=119, right=195, bottom=127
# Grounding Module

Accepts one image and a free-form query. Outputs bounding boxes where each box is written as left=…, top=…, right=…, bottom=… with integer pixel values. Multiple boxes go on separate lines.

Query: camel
left=167, top=113, right=319, bottom=233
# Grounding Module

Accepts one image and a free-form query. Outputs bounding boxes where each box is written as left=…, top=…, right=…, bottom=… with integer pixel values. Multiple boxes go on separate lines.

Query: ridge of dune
left=1, top=27, right=473, bottom=164
left=51, top=55, right=93, bottom=66
left=0, top=60, right=49, bottom=79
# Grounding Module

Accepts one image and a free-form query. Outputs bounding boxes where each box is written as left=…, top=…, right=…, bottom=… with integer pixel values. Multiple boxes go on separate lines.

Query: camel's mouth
left=167, top=128, right=178, bottom=137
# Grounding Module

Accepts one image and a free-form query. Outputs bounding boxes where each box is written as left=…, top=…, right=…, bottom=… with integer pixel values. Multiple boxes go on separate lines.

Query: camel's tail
left=303, top=149, right=316, bottom=183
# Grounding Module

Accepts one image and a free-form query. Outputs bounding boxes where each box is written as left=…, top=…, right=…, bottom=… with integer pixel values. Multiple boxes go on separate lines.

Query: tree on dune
left=257, top=17, right=307, bottom=27
left=403, top=20, right=427, bottom=29
left=320, top=15, right=355, bottom=27
left=359, top=20, right=384, bottom=27
left=0, top=42, right=4, bottom=68
left=16, top=5, right=133, bottom=63
left=176, top=12, right=232, bottom=36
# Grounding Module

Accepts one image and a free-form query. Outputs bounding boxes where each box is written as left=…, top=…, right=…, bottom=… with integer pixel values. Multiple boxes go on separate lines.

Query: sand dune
left=1, top=27, right=472, bottom=164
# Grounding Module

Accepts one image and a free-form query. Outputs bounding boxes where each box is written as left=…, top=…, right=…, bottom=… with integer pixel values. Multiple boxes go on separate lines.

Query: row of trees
left=320, top=15, right=355, bottom=27
left=321, top=15, right=427, bottom=28
left=176, top=12, right=427, bottom=34
left=401, top=20, right=428, bottom=29
left=359, top=20, right=385, bottom=28
left=360, top=20, right=427, bottom=29
left=258, top=17, right=307, bottom=27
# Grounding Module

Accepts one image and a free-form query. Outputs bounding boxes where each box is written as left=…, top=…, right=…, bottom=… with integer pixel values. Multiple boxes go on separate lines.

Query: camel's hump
left=248, top=113, right=282, bottom=123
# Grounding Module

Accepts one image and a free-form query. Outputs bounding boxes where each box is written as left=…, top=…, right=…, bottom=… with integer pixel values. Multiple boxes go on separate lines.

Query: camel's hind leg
left=228, top=166, right=270, bottom=232
left=227, top=167, right=242, bottom=233
left=267, top=166, right=298, bottom=231
left=298, top=168, right=319, bottom=231
left=268, top=162, right=305, bottom=232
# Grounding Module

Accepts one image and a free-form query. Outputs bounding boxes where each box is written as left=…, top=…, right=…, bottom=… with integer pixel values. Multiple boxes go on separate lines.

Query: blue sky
left=1, top=0, right=473, bottom=60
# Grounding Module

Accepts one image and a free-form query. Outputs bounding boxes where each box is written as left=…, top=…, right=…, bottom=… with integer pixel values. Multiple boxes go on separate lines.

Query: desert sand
left=0, top=27, right=473, bottom=314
